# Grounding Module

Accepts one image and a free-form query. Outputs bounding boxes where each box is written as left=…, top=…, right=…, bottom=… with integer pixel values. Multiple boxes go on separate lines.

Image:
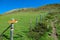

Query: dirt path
left=51, top=22, right=58, bottom=40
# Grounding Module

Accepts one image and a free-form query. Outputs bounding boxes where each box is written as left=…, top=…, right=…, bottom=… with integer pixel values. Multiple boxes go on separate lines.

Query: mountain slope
left=0, top=4, right=60, bottom=40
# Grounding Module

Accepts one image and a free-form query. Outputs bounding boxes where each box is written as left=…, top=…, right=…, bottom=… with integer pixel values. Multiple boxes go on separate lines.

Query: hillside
left=0, top=4, right=60, bottom=40
left=38, top=4, right=60, bottom=11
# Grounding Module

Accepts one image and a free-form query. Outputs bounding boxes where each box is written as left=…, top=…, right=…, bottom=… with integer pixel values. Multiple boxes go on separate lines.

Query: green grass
left=0, top=11, right=54, bottom=40
left=0, top=11, right=49, bottom=40
left=0, top=4, right=60, bottom=40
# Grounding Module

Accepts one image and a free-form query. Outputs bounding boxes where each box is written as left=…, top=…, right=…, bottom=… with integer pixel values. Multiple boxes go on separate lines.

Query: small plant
left=28, top=21, right=51, bottom=40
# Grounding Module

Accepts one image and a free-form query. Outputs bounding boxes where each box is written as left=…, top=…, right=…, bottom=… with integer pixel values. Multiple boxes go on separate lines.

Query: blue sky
left=0, top=0, right=60, bottom=14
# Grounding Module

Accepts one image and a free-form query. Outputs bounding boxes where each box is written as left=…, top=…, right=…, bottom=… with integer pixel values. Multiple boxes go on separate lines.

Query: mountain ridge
left=3, top=4, right=60, bottom=14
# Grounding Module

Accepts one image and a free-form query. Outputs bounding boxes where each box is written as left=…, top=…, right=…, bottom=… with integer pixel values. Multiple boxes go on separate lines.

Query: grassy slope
left=0, top=11, right=50, bottom=40
left=0, top=4, right=60, bottom=40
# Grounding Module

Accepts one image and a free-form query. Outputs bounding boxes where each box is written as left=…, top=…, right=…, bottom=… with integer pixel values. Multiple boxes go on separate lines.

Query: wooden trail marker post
left=9, top=18, right=18, bottom=40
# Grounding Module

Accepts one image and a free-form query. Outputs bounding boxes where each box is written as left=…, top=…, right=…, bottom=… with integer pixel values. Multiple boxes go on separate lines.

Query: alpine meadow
left=0, top=4, right=60, bottom=40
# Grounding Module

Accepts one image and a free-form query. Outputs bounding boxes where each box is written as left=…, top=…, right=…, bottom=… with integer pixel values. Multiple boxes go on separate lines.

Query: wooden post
left=10, top=23, right=14, bottom=40
left=9, top=18, right=18, bottom=40
left=36, top=17, right=38, bottom=26
left=29, top=19, right=32, bottom=31
left=40, top=15, right=42, bottom=22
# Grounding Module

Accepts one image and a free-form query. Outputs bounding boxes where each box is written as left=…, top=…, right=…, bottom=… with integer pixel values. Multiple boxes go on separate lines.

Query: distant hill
left=38, top=4, right=60, bottom=11
left=3, top=4, right=60, bottom=14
